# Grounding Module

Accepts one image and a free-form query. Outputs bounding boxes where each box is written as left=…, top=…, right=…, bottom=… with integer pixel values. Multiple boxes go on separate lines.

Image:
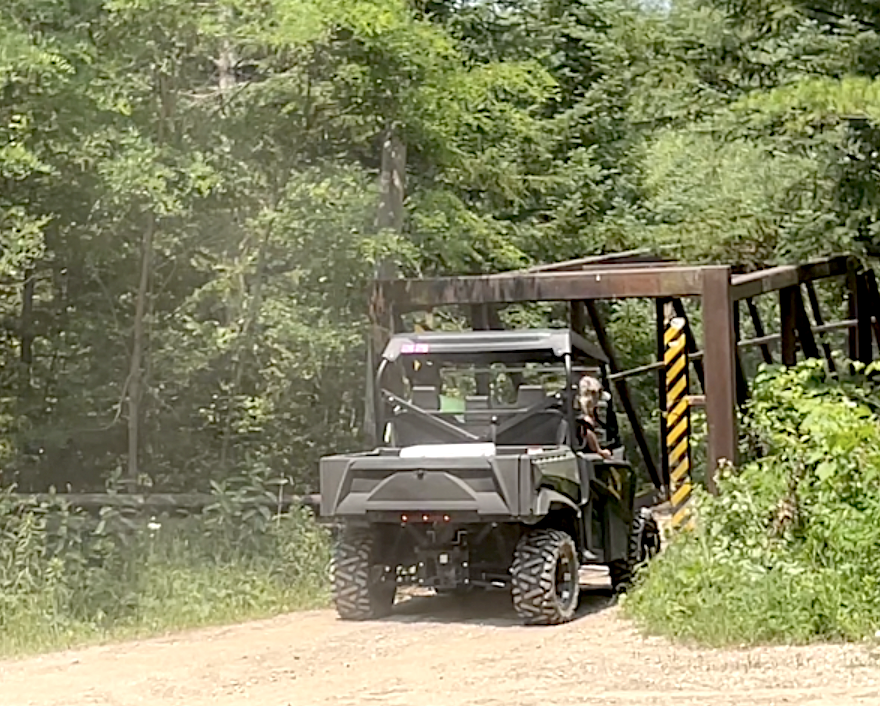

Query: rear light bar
left=401, top=513, right=451, bottom=523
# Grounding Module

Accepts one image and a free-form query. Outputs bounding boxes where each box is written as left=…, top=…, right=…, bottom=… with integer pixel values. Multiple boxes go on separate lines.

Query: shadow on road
left=385, top=569, right=615, bottom=628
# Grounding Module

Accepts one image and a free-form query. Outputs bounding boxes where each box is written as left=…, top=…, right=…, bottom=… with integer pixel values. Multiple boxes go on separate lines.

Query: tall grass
left=0, top=474, right=331, bottom=656
left=624, top=359, right=880, bottom=646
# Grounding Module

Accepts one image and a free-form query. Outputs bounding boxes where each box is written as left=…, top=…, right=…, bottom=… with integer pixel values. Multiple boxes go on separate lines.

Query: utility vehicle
left=318, top=328, right=659, bottom=624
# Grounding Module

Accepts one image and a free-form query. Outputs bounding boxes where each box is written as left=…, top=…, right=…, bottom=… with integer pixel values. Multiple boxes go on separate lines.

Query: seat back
left=391, top=412, right=466, bottom=447
left=496, top=409, right=567, bottom=447
left=516, top=384, right=547, bottom=409
left=411, top=385, right=440, bottom=410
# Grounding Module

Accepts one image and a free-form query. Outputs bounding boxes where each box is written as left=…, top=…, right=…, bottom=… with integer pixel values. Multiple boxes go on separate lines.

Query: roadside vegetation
left=625, top=359, right=880, bottom=646
left=0, top=473, right=330, bottom=656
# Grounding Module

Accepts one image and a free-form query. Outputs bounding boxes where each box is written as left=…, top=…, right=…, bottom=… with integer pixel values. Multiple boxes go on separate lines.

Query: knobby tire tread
left=511, top=529, right=579, bottom=626
left=331, top=529, right=394, bottom=621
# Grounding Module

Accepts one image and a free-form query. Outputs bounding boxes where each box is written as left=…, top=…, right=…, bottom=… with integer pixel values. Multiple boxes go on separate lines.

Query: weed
left=624, top=359, right=880, bottom=646
left=0, top=472, right=331, bottom=656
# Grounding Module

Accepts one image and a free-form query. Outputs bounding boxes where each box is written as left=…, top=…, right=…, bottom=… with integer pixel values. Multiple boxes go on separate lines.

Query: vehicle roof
left=382, top=328, right=608, bottom=364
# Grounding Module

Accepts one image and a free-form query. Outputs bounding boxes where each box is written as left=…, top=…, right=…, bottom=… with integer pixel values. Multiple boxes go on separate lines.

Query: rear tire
left=609, top=511, right=661, bottom=593
left=331, top=529, right=396, bottom=620
left=511, top=529, right=579, bottom=625
left=636, top=512, right=661, bottom=563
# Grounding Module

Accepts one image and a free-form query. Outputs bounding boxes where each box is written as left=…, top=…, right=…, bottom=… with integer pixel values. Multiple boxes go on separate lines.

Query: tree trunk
left=220, top=224, right=272, bottom=468
left=20, top=268, right=35, bottom=396
left=366, top=127, right=407, bottom=445
left=375, top=127, right=406, bottom=278
left=127, top=211, right=155, bottom=488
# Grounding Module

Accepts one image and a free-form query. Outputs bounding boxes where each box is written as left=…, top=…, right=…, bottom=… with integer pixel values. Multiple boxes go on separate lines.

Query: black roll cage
left=373, top=343, right=615, bottom=449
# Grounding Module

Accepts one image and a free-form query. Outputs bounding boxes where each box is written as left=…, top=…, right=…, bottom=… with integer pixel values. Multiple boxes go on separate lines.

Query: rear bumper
left=319, top=450, right=529, bottom=518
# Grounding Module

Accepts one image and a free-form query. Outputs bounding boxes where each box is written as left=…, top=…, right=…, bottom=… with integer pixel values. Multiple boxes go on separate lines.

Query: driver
left=577, top=375, right=611, bottom=459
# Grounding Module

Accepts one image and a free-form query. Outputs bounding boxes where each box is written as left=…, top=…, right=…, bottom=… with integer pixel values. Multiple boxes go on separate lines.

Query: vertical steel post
left=733, top=300, right=749, bottom=405
left=656, top=298, right=671, bottom=489
left=780, top=286, right=798, bottom=366
left=585, top=301, right=663, bottom=492
left=671, top=298, right=705, bottom=392
left=570, top=300, right=588, bottom=337
left=860, top=270, right=880, bottom=354
left=470, top=304, right=491, bottom=396
left=665, top=317, right=693, bottom=528
left=702, top=267, right=735, bottom=493
left=857, top=272, right=874, bottom=364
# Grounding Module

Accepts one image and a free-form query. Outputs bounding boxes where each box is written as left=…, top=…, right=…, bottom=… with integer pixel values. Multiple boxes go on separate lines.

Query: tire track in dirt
left=3, top=582, right=880, bottom=706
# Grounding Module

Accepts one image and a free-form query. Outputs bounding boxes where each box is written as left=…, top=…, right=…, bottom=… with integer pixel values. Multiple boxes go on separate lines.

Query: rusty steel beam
left=794, top=286, right=820, bottom=361
left=738, top=318, right=861, bottom=349
left=804, top=280, right=837, bottom=374
left=733, top=301, right=749, bottom=405
left=847, top=264, right=860, bottom=366
left=525, top=248, right=671, bottom=273
left=608, top=354, right=703, bottom=382
left=858, top=272, right=875, bottom=363
left=380, top=267, right=711, bottom=312
left=656, top=299, right=670, bottom=488
left=702, top=267, right=735, bottom=492
left=470, top=304, right=492, bottom=395
left=585, top=301, right=663, bottom=492
left=671, top=298, right=705, bottom=391
left=862, top=269, right=880, bottom=352
left=745, top=297, right=774, bottom=364
left=730, top=255, right=851, bottom=301
left=780, top=286, right=798, bottom=366
left=608, top=316, right=859, bottom=382
left=814, top=318, right=858, bottom=334
left=847, top=264, right=873, bottom=366
left=570, top=300, right=588, bottom=336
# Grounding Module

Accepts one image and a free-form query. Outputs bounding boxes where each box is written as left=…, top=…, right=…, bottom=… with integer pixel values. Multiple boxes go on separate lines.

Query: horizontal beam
left=737, top=318, right=863, bottom=349
left=730, top=256, right=851, bottom=301
left=381, top=267, right=714, bottom=312
left=608, top=316, right=861, bottom=381
left=525, top=248, right=674, bottom=273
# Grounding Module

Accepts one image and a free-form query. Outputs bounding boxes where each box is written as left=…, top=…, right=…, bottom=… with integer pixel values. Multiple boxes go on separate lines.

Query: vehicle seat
left=463, top=395, right=492, bottom=436
left=516, top=384, right=547, bottom=409
left=496, top=409, right=568, bottom=447
left=411, top=385, right=440, bottom=410
left=391, top=412, right=466, bottom=446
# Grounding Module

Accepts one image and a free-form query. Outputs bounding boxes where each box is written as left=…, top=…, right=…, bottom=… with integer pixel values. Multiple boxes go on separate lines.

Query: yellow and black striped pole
left=664, top=316, right=693, bottom=529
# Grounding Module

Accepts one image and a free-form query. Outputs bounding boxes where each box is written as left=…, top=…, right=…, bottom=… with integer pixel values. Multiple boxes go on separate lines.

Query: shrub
left=0, top=471, right=331, bottom=656
left=624, top=359, right=880, bottom=645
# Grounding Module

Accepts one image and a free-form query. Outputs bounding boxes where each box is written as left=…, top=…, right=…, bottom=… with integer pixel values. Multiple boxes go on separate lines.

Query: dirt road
left=3, top=578, right=880, bottom=706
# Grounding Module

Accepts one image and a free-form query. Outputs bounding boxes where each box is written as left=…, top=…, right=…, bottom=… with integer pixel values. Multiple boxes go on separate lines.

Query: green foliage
left=0, top=476, right=331, bottom=656
left=624, top=359, right=880, bottom=645
left=4, top=0, right=880, bottom=650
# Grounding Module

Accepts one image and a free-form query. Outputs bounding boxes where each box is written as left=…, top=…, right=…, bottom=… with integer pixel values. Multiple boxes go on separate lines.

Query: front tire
left=511, top=529, right=579, bottom=625
left=331, top=529, right=396, bottom=620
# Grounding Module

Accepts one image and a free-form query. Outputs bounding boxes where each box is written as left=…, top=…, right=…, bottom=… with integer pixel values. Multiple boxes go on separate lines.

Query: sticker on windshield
left=401, top=343, right=429, bottom=354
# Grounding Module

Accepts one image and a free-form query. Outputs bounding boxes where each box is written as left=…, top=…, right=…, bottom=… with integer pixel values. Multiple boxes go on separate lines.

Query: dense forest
left=2, top=0, right=880, bottom=494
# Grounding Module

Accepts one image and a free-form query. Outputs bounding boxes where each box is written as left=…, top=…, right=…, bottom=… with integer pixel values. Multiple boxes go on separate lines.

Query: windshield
left=378, top=351, right=612, bottom=449
left=406, top=359, right=568, bottom=413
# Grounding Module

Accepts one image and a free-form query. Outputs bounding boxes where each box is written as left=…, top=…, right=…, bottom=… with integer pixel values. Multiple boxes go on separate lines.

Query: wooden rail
left=8, top=492, right=315, bottom=510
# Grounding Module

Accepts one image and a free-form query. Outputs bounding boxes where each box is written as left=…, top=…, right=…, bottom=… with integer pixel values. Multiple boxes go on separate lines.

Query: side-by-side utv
left=318, top=328, right=660, bottom=625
